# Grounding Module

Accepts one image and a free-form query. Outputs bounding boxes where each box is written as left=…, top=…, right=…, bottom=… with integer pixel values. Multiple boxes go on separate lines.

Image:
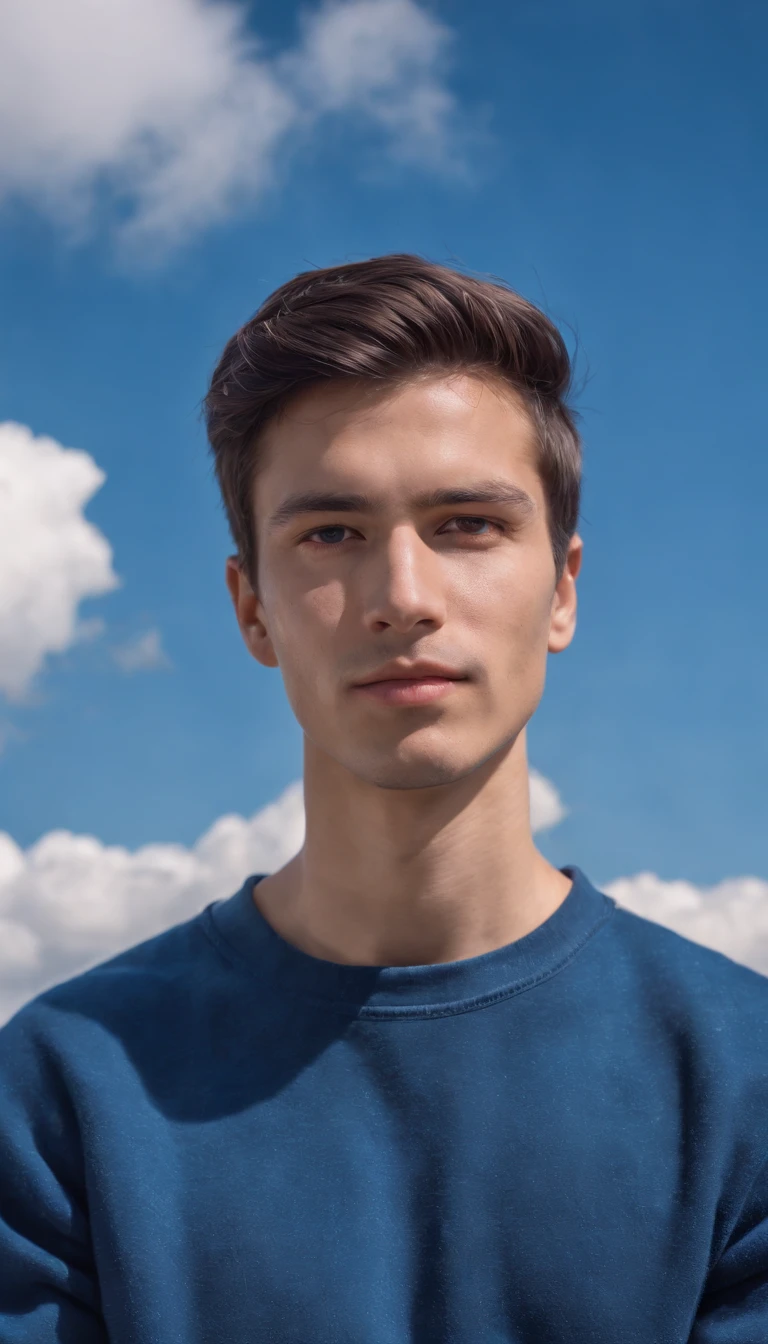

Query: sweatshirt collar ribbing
left=205, top=865, right=616, bottom=1019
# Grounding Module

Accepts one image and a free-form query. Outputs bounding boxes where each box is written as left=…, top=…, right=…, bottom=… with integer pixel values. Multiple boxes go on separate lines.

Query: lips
left=353, top=664, right=465, bottom=687
left=363, top=675, right=460, bottom=686
left=352, top=676, right=464, bottom=705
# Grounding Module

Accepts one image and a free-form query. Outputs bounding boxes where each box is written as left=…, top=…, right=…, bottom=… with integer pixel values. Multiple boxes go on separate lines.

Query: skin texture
left=226, top=371, right=583, bottom=968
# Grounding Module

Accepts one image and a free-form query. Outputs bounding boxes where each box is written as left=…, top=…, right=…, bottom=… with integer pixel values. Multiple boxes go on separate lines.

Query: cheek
left=269, top=580, right=343, bottom=672
left=480, top=602, right=553, bottom=700
left=302, top=579, right=346, bottom=626
left=459, top=567, right=550, bottom=644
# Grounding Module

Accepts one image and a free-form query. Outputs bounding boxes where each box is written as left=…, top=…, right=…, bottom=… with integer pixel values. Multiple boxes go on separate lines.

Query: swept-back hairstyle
left=204, top=253, right=582, bottom=585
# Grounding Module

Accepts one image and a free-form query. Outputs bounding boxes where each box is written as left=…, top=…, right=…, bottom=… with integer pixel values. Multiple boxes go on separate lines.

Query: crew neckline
left=204, top=865, right=617, bottom=1019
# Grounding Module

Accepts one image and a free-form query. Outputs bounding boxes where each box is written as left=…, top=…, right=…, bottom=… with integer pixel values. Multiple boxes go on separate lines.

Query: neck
left=252, top=729, right=572, bottom=968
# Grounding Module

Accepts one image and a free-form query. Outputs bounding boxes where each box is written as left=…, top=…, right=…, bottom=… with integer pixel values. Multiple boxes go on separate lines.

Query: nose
left=361, top=525, right=448, bottom=634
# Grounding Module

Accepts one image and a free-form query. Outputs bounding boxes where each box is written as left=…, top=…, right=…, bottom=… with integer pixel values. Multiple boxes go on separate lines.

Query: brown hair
left=204, top=253, right=582, bottom=585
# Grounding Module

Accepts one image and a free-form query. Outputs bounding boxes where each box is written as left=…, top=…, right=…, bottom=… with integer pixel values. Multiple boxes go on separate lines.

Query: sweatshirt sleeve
left=0, top=1003, right=108, bottom=1343
left=690, top=1153, right=768, bottom=1342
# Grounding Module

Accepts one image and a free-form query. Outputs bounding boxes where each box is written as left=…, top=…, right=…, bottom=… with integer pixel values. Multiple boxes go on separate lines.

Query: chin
left=347, top=749, right=485, bottom=792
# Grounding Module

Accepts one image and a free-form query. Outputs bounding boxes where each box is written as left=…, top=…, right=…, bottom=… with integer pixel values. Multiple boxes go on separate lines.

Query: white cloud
left=599, top=870, right=768, bottom=970
left=4, top=768, right=767, bottom=1028
left=111, top=628, right=172, bottom=674
left=0, top=780, right=307, bottom=1024
left=0, top=422, right=119, bottom=701
left=529, top=767, right=568, bottom=832
left=283, top=0, right=457, bottom=170
left=0, top=771, right=569, bottom=1024
left=0, top=0, right=462, bottom=255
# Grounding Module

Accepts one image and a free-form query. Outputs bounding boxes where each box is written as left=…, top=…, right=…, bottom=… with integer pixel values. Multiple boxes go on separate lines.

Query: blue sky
left=0, top=0, right=766, bottom=1016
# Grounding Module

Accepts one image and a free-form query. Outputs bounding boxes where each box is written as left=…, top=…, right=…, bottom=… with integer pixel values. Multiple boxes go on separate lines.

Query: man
left=1, top=254, right=767, bottom=1342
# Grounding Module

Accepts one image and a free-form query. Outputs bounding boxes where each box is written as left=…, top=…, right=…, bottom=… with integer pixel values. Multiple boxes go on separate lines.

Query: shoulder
left=607, top=895, right=768, bottom=1010
left=603, top=895, right=768, bottom=1107
left=0, top=898, right=231, bottom=1071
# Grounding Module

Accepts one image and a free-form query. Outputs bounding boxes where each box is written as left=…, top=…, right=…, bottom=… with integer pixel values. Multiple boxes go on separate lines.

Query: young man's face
left=227, top=372, right=581, bottom=791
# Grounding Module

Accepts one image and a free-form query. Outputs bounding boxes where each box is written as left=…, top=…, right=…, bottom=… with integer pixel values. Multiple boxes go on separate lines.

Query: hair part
left=204, top=253, right=582, bottom=586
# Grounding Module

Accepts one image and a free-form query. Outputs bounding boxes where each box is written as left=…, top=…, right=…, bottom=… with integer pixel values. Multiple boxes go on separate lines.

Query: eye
left=303, top=524, right=357, bottom=546
left=441, top=516, right=505, bottom=537
left=302, top=517, right=506, bottom=548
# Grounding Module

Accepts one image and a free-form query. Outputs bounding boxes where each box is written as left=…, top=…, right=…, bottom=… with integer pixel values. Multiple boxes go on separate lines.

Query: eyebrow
left=267, top=478, right=537, bottom=532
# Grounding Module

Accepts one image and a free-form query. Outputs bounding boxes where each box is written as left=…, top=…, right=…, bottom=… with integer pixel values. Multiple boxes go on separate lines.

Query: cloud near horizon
left=0, top=771, right=562, bottom=1024
left=1, top=771, right=766, bottom=1028
left=0, top=0, right=465, bottom=256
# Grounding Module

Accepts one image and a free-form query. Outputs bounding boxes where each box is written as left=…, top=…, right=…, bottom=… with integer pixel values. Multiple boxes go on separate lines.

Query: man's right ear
left=224, top=556, right=279, bottom=668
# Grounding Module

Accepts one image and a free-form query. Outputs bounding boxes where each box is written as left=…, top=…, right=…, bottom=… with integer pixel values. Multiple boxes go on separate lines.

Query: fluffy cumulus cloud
left=0, top=770, right=571, bottom=1024
left=4, top=767, right=767, bottom=1027
left=0, top=0, right=461, bottom=254
left=0, top=422, right=119, bottom=701
left=0, top=781, right=306, bottom=1025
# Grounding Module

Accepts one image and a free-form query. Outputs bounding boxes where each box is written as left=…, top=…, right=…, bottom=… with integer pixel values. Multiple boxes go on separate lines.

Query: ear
left=225, top=555, right=279, bottom=669
left=548, top=534, right=583, bottom=654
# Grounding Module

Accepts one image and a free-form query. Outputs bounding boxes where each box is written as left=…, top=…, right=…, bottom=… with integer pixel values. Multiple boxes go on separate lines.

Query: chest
left=89, top=1018, right=715, bottom=1343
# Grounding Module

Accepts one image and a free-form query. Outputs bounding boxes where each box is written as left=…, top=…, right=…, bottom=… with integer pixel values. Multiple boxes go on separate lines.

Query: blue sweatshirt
left=1, top=863, right=768, bottom=1343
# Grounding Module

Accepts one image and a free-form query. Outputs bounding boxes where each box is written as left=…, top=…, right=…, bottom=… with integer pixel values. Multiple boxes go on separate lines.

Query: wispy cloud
left=111, top=628, right=172, bottom=674
left=0, top=0, right=465, bottom=257
left=0, top=422, right=119, bottom=701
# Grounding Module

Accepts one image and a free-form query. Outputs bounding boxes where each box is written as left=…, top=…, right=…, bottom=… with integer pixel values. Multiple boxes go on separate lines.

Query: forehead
left=258, top=372, right=538, bottom=476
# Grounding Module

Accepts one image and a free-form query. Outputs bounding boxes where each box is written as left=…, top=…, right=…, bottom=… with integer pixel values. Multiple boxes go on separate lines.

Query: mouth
left=351, top=675, right=467, bottom=706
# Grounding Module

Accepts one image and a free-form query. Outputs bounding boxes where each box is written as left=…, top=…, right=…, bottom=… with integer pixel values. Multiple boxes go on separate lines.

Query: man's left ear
left=548, top=534, right=582, bottom=654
